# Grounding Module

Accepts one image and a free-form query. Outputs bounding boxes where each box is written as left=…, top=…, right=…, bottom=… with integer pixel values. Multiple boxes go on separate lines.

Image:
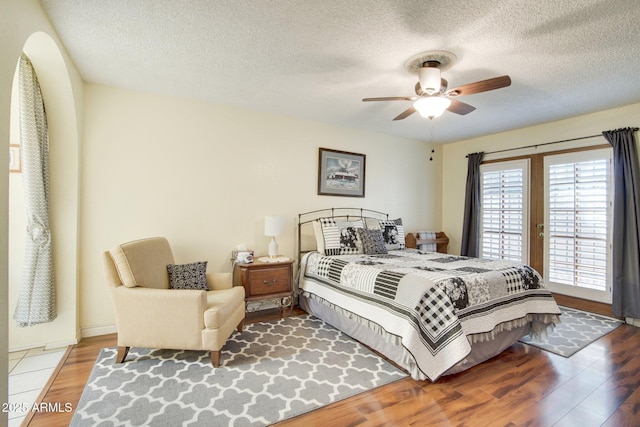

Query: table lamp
left=264, top=215, right=284, bottom=258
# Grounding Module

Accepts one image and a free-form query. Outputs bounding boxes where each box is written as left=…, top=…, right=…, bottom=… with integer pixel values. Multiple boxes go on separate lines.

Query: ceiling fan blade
left=447, top=99, right=476, bottom=115
left=362, top=96, right=414, bottom=102
left=393, top=106, right=417, bottom=121
left=447, top=75, right=511, bottom=96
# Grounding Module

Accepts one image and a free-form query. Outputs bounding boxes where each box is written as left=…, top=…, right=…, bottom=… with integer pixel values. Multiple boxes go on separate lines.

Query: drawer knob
left=263, top=279, right=277, bottom=285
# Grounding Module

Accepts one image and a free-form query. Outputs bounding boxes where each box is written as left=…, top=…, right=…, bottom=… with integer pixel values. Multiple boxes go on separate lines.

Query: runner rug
left=70, top=315, right=407, bottom=426
left=520, top=306, right=623, bottom=357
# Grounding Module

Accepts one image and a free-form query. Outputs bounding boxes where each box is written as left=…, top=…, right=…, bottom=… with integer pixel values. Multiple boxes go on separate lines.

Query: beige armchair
left=102, top=237, right=245, bottom=367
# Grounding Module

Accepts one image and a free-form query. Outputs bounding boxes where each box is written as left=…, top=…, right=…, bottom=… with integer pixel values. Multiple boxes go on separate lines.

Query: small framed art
left=9, top=144, right=21, bottom=173
left=317, top=147, right=365, bottom=197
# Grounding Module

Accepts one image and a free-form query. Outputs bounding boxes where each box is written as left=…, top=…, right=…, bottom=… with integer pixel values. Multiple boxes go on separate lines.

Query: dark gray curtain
left=602, top=127, right=640, bottom=318
left=461, top=152, right=484, bottom=257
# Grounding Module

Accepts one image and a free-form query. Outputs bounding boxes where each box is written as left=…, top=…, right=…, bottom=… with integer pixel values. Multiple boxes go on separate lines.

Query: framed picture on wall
left=9, top=144, right=21, bottom=173
left=318, top=147, right=366, bottom=197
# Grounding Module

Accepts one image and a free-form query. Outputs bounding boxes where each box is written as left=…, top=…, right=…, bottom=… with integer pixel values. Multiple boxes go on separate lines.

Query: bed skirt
left=299, top=293, right=531, bottom=380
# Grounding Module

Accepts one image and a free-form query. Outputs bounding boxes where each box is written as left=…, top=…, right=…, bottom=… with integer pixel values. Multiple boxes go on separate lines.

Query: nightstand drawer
left=233, top=259, right=294, bottom=314
left=247, top=267, right=291, bottom=295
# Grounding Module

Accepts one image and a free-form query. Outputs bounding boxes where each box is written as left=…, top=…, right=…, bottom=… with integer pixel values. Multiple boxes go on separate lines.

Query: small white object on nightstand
left=264, top=215, right=285, bottom=258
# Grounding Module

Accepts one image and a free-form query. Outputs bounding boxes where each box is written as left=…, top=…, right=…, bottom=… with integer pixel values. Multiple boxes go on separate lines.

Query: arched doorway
left=8, top=32, right=80, bottom=350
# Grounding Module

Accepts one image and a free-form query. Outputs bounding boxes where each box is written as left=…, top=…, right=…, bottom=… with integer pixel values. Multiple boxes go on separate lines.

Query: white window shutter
left=546, top=153, right=611, bottom=291
left=480, top=160, right=529, bottom=263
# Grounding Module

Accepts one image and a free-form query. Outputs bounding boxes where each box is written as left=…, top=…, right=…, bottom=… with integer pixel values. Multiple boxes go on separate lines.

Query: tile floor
left=7, top=347, right=67, bottom=427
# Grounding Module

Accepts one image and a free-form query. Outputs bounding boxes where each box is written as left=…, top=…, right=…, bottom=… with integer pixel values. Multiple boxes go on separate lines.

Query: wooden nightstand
left=233, top=258, right=294, bottom=314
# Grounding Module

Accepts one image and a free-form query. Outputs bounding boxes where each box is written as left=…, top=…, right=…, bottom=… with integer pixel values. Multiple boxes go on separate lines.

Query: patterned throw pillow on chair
left=167, top=261, right=209, bottom=290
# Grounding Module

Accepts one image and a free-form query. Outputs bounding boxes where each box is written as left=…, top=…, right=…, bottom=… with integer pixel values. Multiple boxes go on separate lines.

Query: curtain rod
left=466, top=127, right=639, bottom=158
left=465, top=134, right=602, bottom=158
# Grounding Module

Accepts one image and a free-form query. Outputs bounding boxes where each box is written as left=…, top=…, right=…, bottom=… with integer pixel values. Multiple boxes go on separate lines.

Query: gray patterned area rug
left=520, top=306, right=623, bottom=357
left=70, top=315, right=407, bottom=426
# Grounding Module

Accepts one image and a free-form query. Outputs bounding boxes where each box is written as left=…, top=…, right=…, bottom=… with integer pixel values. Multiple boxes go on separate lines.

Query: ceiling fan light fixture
left=418, top=66, right=441, bottom=94
left=414, top=96, right=451, bottom=119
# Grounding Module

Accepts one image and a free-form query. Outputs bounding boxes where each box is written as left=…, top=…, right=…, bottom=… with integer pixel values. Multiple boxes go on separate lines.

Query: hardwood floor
left=26, top=308, right=640, bottom=427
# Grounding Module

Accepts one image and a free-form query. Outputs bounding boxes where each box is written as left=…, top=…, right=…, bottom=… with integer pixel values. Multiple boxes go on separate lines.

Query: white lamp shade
left=264, top=216, right=285, bottom=237
left=418, top=66, right=441, bottom=94
left=413, top=96, right=451, bottom=119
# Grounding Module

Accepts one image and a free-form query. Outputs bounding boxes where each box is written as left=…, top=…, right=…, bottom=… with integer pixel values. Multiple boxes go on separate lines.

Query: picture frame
left=9, top=144, right=21, bottom=173
left=317, top=147, right=366, bottom=197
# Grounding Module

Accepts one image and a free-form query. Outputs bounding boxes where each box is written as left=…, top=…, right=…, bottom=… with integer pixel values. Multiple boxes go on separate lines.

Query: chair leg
left=211, top=350, right=221, bottom=368
left=237, top=318, right=245, bottom=333
left=116, top=346, right=130, bottom=363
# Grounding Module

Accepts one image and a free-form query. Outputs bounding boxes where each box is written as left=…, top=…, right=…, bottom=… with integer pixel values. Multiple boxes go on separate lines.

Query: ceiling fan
left=363, top=51, right=511, bottom=120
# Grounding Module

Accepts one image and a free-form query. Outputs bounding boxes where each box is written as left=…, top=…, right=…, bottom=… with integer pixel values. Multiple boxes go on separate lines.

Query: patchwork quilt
left=300, top=249, right=560, bottom=381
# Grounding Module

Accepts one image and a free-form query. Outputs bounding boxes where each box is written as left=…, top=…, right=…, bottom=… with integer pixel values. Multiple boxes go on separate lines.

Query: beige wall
left=79, top=83, right=441, bottom=334
left=442, top=102, right=640, bottom=255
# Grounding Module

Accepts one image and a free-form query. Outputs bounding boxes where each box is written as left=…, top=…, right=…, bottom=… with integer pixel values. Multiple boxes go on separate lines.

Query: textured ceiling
left=40, top=0, right=640, bottom=143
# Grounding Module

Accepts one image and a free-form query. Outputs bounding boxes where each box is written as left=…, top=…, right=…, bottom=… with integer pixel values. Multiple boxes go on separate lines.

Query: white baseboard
left=625, top=317, right=640, bottom=327
left=44, top=337, right=77, bottom=350
left=8, top=326, right=112, bottom=353
left=81, top=323, right=117, bottom=338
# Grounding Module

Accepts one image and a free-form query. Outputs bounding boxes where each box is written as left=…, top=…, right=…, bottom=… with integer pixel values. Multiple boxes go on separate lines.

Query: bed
left=296, top=208, right=561, bottom=381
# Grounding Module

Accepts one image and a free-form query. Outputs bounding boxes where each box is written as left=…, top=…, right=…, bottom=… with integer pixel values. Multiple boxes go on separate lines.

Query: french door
left=479, top=146, right=613, bottom=303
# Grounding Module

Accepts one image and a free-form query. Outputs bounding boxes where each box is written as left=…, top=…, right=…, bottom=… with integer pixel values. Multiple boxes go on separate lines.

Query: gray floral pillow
left=357, top=228, right=388, bottom=255
left=167, top=261, right=209, bottom=290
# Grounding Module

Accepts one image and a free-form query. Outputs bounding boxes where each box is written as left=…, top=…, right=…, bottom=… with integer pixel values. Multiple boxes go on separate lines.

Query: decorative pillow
left=167, top=261, right=209, bottom=290
left=364, top=217, right=381, bottom=230
left=375, top=219, right=406, bottom=250
left=357, top=228, right=388, bottom=255
left=313, top=218, right=364, bottom=255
